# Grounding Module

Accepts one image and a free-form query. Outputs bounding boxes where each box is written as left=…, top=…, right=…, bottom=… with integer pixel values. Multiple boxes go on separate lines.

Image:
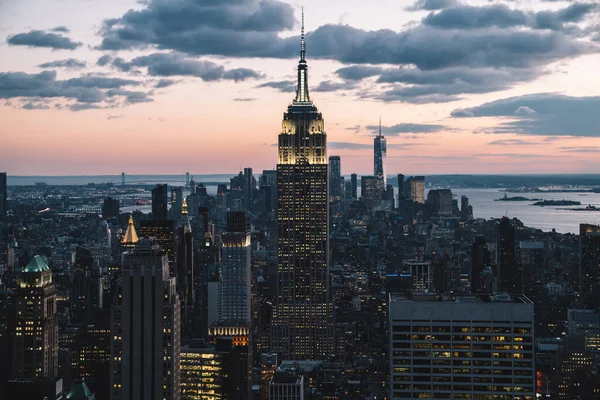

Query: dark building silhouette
left=102, top=197, right=119, bottom=219
left=151, top=184, right=169, bottom=221
left=427, top=189, right=453, bottom=216
left=329, top=156, right=342, bottom=202
left=471, top=236, right=491, bottom=293
left=72, top=246, right=101, bottom=324
left=243, top=167, right=255, bottom=210
left=397, top=174, right=405, bottom=199
left=271, top=14, right=334, bottom=360
left=176, top=199, right=194, bottom=342
left=350, top=173, right=358, bottom=200
left=5, top=377, right=64, bottom=399
left=498, top=217, right=521, bottom=294
left=171, top=187, right=183, bottom=220
left=139, top=220, right=175, bottom=273
left=0, top=172, right=6, bottom=218
left=361, top=176, right=380, bottom=205
left=580, top=223, right=600, bottom=311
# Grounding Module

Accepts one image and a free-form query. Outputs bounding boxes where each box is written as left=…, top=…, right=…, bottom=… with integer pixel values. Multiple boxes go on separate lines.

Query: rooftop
left=391, top=293, right=533, bottom=304
left=23, top=255, right=50, bottom=273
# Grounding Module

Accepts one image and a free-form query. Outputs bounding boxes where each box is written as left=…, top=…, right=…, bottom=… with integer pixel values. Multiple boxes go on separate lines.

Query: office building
left=271, top=14, right=334, bottom=361
left=151, top=184, right=169, bottom=220
left=13, top=255, right=59, bottom=378
left=269, top=366, right=304, bottom=400
left=176, top=199, right=194, bottom=341
left=426, top=189, right=453, bottom=216
left=350, top=173, right=358, bottom=200
left=110, top=244, right=181, bottom=400
left=568, top=309, right=600, bottom=356
left=460, top=195, right=473, bottom=220
left=329, top=155, right=342, bottom=202
left=260, top=354, right=278, bottom=400
left=121, top=215, right=139, bottom=250
left=6, top=377, right=64, bottom=399
left=397, top=174, right=405, bottom=199
left=402, top=260, right=431, bottom=293
left=389, top=293, right=535, bottom=399
left=471, top=236, right=491, bottom=293
left=139, top=219, right=175, bottom=271
left=243, top=167, right=255, bottom=210
left=361, top=175, right=380, bottom=205
left=102, top=197, right=119, bottom=219
left=374, top=119, right=387, bottom=185
left=554, top=335, right=594, bottom=399
left=171, top=187, right=184, bottom=220
left=403, top=176, right=425, bottom=204
left=580, top=223, right=600, bottom=311
left=499, top=217, right=521, bottom=294
left=180, top=342, right=224, bottom=400
left=0, top=172, right=6, bottom=218
left=207, top=327, right=251, bottom=399
left=71, top=246, right=101, bottom=324
left=219, top=211, right=251, bottom=323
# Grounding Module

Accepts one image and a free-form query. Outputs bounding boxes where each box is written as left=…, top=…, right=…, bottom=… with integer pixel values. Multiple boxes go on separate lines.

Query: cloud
left=451, top=93, right=600, bottom=137
left=22, top=102, right=50, bottom=110
left=313, top=80, right=357, bottom=92
left=488, top=139, right=539, bottom=145
left=7, top=30, right=82, bottom=50
left=329, top=142, right=372, bottom=149
left=107, top=115, right=122, bottom=120
left=335, top=66, right=384, bottom=81
left=233, top=97, right=256, bottom=102
left=257, top=80, right=295, bottom=93
left=154, top=79, right=178, bottom=88
left=559, top=146, right=600, bottom=153
left=51, top=26, right=70, bottom=33
left=406, top=0, right=461, bottom=11
left=38, top=58, right=87, bottom=69
left=0, top=70, right=151, bottom=110
left=474, top=153, right=568, bottom=158
left=366, top=123, right=451, bottom=135
left=97, top=55, right=112, bottom=66
left=110, top=52, right=263, bottom=82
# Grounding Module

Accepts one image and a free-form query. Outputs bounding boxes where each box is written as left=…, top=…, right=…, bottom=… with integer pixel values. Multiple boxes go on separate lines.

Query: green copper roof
left=66, top=381, right=94, bottom=399
left=24, top=255, right=50, bottom=273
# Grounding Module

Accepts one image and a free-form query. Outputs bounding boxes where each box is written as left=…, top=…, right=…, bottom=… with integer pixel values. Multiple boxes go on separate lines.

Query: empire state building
left=271, top=13, right=334, bottom=360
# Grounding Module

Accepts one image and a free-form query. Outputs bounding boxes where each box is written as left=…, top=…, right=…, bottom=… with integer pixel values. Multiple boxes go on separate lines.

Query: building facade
left=110, top=245, right=181, bottom=400
left=151, top=184, right=169, bottom=221
left=389, top=293, right=535, bottom=400
left=271, top=15, right=334, bottom=360
left=374, top=121, right=387, bottom=186
left=580, top=223, right=600, bottom=312
left=329, top=155, right=342, bottom=202
left=13, top=255, right=59, bottom=378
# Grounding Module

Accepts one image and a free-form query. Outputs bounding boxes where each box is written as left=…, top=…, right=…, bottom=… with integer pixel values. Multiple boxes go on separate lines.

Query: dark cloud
left=38, top=58, right=87, bottom=69
left=365, top=123, right=451, bottom=135
left=110, top=53, right=263, bottom=82
left=406, top=0, right=461, bottom=11
left=329, top=142, right=372, bottom=150
left=155, top=79, right=178, bottom=88
left=451, top=93, right=600, bottom=137
left=335, top=66, right=383, bottom=81
left=257, top=80, right=295, bottom=93
left=488, top=139, right=539, bottom=145
left=97, top=55, right=112, bottom=66
left=22, top=102, right=50, bottom=110
left=233, top=97, right=256, bottom=102
left=7, top=30, right=82, bottom=50
left=313, top=80, right=357, bottom=92
left=51, top=26, right=70, bottom=33
left=0, top=70, right=151, bottom=111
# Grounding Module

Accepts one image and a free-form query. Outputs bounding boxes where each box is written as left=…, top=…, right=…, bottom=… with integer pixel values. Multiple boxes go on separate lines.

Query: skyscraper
left=219, top=211, right=251, bottom=323
left=110, top=244, right=181, bottom=400
left=350, top=173, right=358, bottom=200
left=171, top=187, right=183, bottom=220
left=403, top=176, right=425, bottom=204
left=0, top=172, right=7, bottom=218
left=498, top=216, right=521, bottom=294
left=329, top=155, right=342, bottom=202
left=374, top=119, right=387, bottom=185
left=471, top=236, right=491, bottom=293
left=151, top=184, right=169, bottom=221
left=243, top=167, right=255, bottom=210
left=271, top=13, right=333, bottom=360
left=397, top=174, right=405, bottom=199
left=13, top=255, right=58, bottom=378
left=580, top=223, right=600, bottom=311
left=102, top=197, right=119, bottom=219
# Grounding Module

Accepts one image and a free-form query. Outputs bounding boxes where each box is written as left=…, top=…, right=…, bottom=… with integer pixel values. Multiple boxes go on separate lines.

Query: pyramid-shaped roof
left=122, top=215, right=139, bottom=244
left=24, top=255, right=50, bottom=273
left=66, top=380, right=94, bottom=399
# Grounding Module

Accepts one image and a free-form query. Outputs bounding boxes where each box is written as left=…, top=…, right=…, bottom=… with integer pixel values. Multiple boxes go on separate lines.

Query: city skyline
left=1, top=0, right=600, bottom=175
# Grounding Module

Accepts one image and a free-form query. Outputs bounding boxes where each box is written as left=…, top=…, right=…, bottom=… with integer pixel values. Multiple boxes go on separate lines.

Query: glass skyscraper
left=374, top=121, right=387, bottom=186
left=271, top=13, right=333, bottom=360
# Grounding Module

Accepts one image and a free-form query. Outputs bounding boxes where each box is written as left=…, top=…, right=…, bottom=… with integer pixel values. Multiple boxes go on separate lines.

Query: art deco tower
left=271, top=12, right=333, bottom=360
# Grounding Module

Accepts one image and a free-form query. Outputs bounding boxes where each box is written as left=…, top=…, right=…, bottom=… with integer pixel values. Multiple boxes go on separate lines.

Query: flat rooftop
left=390, top=293, right=533, bottom=304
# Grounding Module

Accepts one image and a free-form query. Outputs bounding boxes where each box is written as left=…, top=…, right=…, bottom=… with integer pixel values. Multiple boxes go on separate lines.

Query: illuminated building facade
left=139, top=219, right=175, bottom=272
left=402, top=260, right=431, bottom=293
left=580, top=223, right=600, bottom=312
left=271, top=13, right=334, bottom=361
left=389, top=293, right=535, bottom=399
left=13, top=255, right=59, bottom=378
left=110, top=244, right=181, bottom=400
left=207, top=324, right=251, bottom=399
left=180, top=343, right=223, bottom=400
left=403, top=176, right=425, bottom=204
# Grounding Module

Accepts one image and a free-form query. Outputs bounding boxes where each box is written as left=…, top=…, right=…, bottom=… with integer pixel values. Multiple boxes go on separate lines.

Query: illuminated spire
left=122, top=215, right=139, bottom=244
left=182, top=198, right=192, bottom=233
left=379, top=115, right=382, bottom=137
left=182, top=198, right=188, bottom=216
left=294, top=8, right=310, bottom=103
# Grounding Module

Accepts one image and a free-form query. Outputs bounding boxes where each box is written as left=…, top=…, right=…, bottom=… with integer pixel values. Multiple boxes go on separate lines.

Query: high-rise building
left=180, top=342, right=224, bottom=400
left=121, top=215, right=139, bottom=250
left=72, top=246, right=101, bottom=324
left=13, top=255, right=59, bottom=378
left=271, top=14, right=333, bottom=361
left=176, top=199, right=194, bottom=341
left=498, top=216, right=521, bottom=294
left=460, top=195, right=473, bottom=220
left=102, top=197, right=119, bottom=219
left=151, top=184, right=169, bottom=221
left=426, top=189, right=453, bottom=216
left=471, top=236, right=491, bottom=293
left=580, top=223, right=600, bottom=312
left=139, top=219, right=175, bottom=272
left=402, top=260, right=431, bottom=293
left=554, top=335, right=594, bottom=399
left=329, top=156, right=342, bottom=202
left=110, top=244, right=181, bottom=400
left=171, top=187, right=184, bottom=220
left=389, top=293, right=535, bottom=399
left=0, top=172, right=7, bottom=218
left=243, top=167, right=255, bottom=210
left=397, top=174, right=405, bottom=199
left=403, top=176, right=425, bottom=204
left=374, top=119, right=387, bottom=185
left=360, top=176, right=380, bottom=205
left=219, top=211, right=251, bottom=324
left=350, top=173, right=358, bottom=200
left=269, top=367, right=304, bottom=400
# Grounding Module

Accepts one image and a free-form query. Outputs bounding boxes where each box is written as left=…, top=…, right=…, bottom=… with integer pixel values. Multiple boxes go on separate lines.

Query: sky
left=1, top=0, right=600, bottom=176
